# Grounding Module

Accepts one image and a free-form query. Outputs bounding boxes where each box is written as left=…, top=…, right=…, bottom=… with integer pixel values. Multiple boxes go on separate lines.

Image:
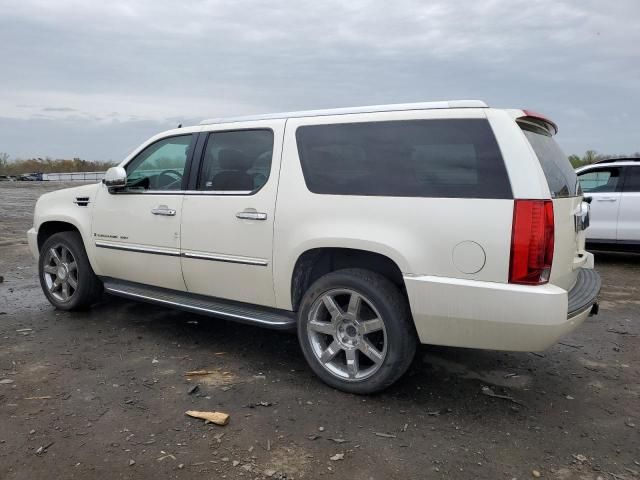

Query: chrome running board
left=102, top=278, right=296, bottom=330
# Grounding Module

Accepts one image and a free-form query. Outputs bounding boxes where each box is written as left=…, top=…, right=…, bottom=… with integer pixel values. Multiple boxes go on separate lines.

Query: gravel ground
left=0, top=182, right=638, bottom=480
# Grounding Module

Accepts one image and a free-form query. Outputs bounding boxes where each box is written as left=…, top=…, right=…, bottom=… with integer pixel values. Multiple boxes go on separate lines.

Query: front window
left=578, top=167, right=622, bottom=193
left=125, top=134, right=193, bottom=191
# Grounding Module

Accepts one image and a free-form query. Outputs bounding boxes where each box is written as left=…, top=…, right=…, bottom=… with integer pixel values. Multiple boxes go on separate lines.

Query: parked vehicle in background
left=576, top=158, right=640, bottom=247
left=18, top=172, right=42, bottom=181
left=27, top=100, right=600, bottom=393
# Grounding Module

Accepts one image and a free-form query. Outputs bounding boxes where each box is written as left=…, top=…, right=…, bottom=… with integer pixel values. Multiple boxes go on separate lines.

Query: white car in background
left=576, top=158, right=640, bottom=247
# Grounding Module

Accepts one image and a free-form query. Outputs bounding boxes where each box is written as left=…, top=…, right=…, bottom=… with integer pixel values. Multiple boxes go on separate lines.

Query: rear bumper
left=568, top=268, right=601, bottom=317
left=405, top=268, right=601, bottom=352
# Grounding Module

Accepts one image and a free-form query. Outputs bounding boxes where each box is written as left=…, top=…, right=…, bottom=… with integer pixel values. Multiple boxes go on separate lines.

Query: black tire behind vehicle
left=297, top=268, right=417, bottom=394
left=39, top=231, right=103, bottom=310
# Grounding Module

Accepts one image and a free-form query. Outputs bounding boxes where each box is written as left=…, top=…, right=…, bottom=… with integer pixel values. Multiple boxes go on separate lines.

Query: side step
left=102, top=278, right=296, bottom=331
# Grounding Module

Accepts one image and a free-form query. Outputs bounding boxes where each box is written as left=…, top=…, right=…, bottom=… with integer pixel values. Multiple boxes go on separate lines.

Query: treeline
left=1, top=150, right=638, bottom=175
left=0, top=153, right=116, bottom=175
left=568, top=150, right=640, bottom=168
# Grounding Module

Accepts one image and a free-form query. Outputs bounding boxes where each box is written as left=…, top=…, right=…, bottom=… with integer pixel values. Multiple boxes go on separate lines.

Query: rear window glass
left=295, top=119, right=512, bottom=199
left=623, top=166, right=640, bottom=192
left=520, top=122, right=578, bottom=198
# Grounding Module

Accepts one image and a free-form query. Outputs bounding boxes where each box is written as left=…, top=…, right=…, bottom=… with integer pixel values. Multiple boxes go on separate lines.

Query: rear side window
left=623, top=166, right=640, bottom=192
left=295, top=119, right=512, bottom=198
left=578, top=167, right=622, bottom=193
left=519, top=122, right=578, bottom=198
left=198, top=129, right=273, bottom=193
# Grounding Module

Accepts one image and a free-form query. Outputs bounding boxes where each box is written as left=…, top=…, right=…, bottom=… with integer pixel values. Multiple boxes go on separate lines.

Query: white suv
left=576, top=158, right=640, bottom=246
left=28, top=100, right=600, bottom=393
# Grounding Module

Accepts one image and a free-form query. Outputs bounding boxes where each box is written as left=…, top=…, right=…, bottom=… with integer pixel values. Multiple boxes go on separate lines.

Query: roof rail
left=200, top=100, right=488, bottom=126
left=594, top=157, right=640, bottom=164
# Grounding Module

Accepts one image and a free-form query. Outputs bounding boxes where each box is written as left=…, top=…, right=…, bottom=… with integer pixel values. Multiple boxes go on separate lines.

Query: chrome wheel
left=307, top=289, right=387, bottom=381
left=42, top=244, right=78, bottom=302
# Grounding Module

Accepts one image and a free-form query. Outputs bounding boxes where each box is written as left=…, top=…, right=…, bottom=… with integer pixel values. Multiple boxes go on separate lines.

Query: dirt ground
left=0, top=182, right=638, bottom=480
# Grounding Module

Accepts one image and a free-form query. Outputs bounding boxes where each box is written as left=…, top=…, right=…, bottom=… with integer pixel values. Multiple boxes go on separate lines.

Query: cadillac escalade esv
left=28, top=100, right=600, bottom=393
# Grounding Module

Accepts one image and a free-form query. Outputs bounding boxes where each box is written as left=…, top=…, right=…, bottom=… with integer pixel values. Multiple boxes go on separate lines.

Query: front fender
left=32, top=183, right=101, bottom=273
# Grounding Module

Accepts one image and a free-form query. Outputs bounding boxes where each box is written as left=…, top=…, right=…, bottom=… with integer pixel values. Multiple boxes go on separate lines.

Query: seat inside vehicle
left=207, top=148, right=255, bottom=191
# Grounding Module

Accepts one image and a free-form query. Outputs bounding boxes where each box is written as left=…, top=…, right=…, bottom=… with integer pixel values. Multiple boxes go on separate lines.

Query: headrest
left=218, top=148, right=253, bottom=171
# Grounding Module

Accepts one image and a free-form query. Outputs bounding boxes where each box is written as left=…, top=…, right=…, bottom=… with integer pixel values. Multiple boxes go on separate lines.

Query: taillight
left=509, top=200, right=554, bottom=285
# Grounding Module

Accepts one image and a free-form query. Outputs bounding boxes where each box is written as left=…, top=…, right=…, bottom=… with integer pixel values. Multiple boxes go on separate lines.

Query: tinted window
left=578, top=167, right=622, bottom=193
left=623, top=166, right=640, bottom=192
left=295, top=119, right=512, bottom=198
left=520, top=122, right=578, bottom=198
left=125, top=135, right=193, bottom=191
left=198, top=129, right=273, bottom=192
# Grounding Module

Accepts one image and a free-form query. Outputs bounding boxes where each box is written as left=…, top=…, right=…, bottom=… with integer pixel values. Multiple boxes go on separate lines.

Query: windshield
left=520, top=121, right=579, bottom=198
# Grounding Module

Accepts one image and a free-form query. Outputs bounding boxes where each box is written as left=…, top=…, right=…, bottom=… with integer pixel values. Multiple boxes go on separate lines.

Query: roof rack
left=200, top=100, right=488, bottom=126
left=594, top=157, right=640, bottom=164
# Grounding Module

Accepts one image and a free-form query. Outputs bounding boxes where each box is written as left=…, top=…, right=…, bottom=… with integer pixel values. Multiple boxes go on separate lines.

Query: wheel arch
left=289, top=247, right=407, bottom=312
left=37, top=220, right=81, bottom=251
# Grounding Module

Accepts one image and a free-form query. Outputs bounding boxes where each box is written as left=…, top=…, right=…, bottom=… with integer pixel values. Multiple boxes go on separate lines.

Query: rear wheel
left=297, top=268, right=417, bottom=394
left=39, top=231, right=102, bottom=310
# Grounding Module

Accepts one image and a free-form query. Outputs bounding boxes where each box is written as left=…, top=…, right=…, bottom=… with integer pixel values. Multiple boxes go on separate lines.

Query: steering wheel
left=156, top=169, right=183, bottom=189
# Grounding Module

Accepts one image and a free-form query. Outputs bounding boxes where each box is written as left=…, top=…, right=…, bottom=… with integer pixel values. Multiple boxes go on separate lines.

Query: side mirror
left=103, top=166, right=127, bottom=190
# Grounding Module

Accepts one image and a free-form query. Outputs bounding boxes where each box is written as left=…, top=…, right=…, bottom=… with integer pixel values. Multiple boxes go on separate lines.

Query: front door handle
left=236, top=209, right=267, bottom=221
left=596, top=197, right=617, bottom=202
left=151, top=205, right=176, bottom=216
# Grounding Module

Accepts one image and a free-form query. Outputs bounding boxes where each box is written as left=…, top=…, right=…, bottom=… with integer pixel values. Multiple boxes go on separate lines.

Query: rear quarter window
left=519, top=121, right=578, bottom=198
left=295, top=119, right=512, bottom=199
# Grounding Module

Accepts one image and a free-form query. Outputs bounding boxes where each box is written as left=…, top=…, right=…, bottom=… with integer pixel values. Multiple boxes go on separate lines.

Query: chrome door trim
left=95, top=241, right=268, bottom=266
left=95, top=240, right=181, bottom=257
left=181, top=250, right=268, bottom=266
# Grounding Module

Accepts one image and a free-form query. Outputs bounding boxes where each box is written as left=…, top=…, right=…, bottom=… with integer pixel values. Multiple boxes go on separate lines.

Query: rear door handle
left=236, top=209, right=267, bottom=221
left=151, top=205, right=176, bottom=216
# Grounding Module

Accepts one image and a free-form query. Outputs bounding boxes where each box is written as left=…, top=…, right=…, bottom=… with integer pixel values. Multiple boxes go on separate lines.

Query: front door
left=91, top=133, right=196, bottom=290
left=578, top=166, right=623, bottom=241
left=180, top=121, right=284, bottom=307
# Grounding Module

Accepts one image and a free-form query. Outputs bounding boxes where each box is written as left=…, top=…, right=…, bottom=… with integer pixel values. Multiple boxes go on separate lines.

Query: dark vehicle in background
left=17, top=173, right=43, bottom=181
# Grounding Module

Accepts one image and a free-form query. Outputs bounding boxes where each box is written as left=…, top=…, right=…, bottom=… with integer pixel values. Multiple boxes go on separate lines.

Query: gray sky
left=0, top=0, right=638, bottom=162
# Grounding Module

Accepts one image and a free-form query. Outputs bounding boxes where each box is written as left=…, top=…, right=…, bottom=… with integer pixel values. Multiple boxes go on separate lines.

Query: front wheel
left=297, top=268, right=417, bottom=394
left=39, top=231, right=103, bottom=310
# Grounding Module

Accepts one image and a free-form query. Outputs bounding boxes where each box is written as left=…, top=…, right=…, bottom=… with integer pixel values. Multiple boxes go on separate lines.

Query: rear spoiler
left=518, top=109, right=558, bottom=135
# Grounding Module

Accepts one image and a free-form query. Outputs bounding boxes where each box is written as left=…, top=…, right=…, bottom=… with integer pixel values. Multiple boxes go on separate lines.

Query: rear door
left=180, top=120, right=284, bottom=307
left=618, top=165, right=640, bottom=241
left=519, top=119, right=584, bottom=291
left=577, top=166, right=623, bottom=241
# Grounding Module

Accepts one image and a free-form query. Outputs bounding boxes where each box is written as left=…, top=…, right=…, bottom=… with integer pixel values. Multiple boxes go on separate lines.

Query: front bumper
left=27, top=227, right=38, bottom=259
left=404, top=268, right=601, bottom=352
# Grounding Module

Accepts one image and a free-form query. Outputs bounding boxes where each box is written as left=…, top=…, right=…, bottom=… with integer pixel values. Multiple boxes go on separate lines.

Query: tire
left=297, top=268, right=417, bottom=394
left=38, top=231, right=103, bottom=311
